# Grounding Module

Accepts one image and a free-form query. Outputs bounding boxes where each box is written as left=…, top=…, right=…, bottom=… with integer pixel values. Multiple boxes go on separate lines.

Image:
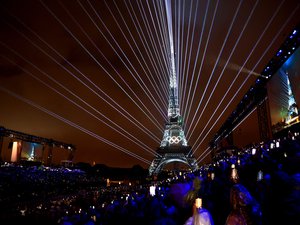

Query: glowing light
left=11, top=141, right=19, bottom=162
left=257, top=170, right=263, bottom=181
left=231, top=166, right=238, bottom=181
left=195, top=198, right=202, bottom=208
left=150, top=185, right=156, bottom=196
left=165, top=0, right=177, bottom=89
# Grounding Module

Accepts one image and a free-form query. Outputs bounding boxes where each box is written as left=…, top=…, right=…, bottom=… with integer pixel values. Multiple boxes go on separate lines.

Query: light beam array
left=0, top=0, right=299, bottom=166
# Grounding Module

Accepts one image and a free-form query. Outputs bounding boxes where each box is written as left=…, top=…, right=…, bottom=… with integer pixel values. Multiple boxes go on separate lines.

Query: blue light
left=284, top=55, right=293, bottom=67
left=292, top=30, right=297, bottom=35
left=276, top=49, right=282, bottom=56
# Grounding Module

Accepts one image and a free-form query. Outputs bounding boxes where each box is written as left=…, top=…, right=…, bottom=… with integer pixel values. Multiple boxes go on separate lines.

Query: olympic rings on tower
left=167, top=136, right=182, bottom=144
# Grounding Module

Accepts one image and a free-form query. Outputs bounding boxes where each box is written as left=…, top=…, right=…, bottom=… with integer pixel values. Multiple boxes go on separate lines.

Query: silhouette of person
left=225, top=184, right=262, bottom=225
left=184, top=198, right=214, bottom=225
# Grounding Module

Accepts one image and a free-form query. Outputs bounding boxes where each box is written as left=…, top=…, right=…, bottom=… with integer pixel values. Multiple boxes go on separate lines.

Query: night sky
left=1, top=0, right=300, bottom=168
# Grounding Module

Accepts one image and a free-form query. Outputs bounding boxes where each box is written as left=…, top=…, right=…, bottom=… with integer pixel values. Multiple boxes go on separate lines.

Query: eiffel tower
left=148, top=77, right=199, bottom=175
left=148, top=1, right=198, bottom=176
left=284, top=71, right=299, bottom=125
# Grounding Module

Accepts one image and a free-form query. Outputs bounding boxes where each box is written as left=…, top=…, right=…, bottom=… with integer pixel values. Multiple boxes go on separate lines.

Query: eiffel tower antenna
left=149, top=0, right=198, bottom=176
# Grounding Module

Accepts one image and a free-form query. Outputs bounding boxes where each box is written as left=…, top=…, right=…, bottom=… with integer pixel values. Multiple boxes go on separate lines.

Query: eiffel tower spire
left=148, top=0, right=198, bottom=176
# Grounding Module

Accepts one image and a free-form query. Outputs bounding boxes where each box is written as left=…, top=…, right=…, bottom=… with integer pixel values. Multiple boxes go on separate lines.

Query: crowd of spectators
left=0, top=131, right=299, bottom=225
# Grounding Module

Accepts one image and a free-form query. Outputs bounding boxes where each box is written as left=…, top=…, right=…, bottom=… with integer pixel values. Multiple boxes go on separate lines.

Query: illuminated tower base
left=149, top=116, right=198, bottom=175
left=149, top=150, right=198, bottom=175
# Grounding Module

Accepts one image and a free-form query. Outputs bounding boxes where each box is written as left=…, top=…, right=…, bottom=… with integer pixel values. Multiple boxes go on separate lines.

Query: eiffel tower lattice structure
left=148, top=0, right=198, bottom=176
left=148, top=115, right=199, bottom=175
